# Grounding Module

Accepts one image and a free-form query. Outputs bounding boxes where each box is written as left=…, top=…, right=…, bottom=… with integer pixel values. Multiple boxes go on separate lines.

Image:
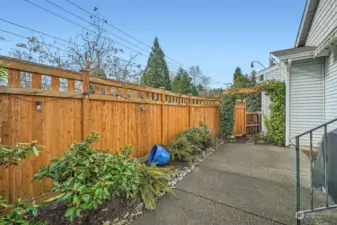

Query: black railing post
left=296, top=136, right=301, bottom=225
left=324, top=125, right=329, bottom=207
left=310, top=131, right=314, bottom=210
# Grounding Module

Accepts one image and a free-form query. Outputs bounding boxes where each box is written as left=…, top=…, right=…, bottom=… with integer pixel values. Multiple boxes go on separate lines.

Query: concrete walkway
left=132, top=143, right=317, bottom=225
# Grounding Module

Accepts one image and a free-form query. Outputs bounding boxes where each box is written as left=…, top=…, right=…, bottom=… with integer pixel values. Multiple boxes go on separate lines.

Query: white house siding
left=261, top=67, right=282, bottom=134
left=306, top=0, right=337, bottom=46
left=289, top=58, right=324, bottom=146
left=324, top=47, right=337, bottom=131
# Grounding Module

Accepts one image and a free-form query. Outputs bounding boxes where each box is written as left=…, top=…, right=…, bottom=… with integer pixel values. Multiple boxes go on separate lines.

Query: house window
left=89, top=83, right=95, bottom=94
left=41, top=75, right=51, bottom=90
left=0, top=69, right=8, bottom=86
left=20, top=72, right=32, bottom=88
left=59, top=78, right=68, bottom=92
left=134, top=90, right=138, bottom=98
left=127, top=89, right=132, bottom=97
left=74, top=80, right=82, bottom=93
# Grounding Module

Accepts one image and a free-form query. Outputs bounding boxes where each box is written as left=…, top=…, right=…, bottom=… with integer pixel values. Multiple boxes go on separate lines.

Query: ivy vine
left=261, top=80, right=286, bottom=145
left=220, top=94, right=237, bottom=138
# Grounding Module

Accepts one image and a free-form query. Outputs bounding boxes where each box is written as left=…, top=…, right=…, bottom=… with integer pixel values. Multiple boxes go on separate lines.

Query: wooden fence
left=0, top=56, right=220, bottom=203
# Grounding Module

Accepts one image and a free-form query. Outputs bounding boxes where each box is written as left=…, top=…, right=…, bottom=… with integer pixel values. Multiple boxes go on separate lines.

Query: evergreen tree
left=141, top=37, right=171, bottom=90
left=232, top=67, right=250, bottom=88
left=191, top=85, right=199, bottom=96
left=233, top=67, right=243, bottom=82
left=246, top=70, right=261, bottom=112
left=171, top=68, right=192, bottom=94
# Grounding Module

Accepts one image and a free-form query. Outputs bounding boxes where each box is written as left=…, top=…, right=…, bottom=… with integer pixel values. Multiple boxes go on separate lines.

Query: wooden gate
left=233, top=99, right=260, bottom=136
left=233, top=99, right=246, bottom=136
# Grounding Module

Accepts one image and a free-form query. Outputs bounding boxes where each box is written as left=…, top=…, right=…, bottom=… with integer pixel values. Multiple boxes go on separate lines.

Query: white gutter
left=284, top=60, right=291, bottom=146
left=278, top=51, right=315, bottom=62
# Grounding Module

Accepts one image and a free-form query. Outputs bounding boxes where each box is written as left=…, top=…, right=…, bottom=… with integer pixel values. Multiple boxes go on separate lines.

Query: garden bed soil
left=36, top=197, right=135, bottom=225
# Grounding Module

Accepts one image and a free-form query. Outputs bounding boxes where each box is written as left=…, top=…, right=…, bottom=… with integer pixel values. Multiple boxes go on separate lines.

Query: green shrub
left=187, top=122, right=215, bottom=149
left=165, top=136, right=197, bottom=162
left=33, top=132, right=140, bottom=220
left=220, top=94, right=236, bottom=138
left=0, top=139, right=42, bottom=225
left=200, top=134, right=215, bottom=149
left=261, top=80, right=285, bottom=145
left=0, top=197, right=44, bottom=225
left=138, top=164, right=172, bottom=210
left=175, top=131, right=203, bottom=152
left=0, top=141, right=40, bottom=167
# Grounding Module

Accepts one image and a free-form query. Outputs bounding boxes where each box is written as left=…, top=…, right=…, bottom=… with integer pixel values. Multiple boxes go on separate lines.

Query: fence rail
left=0, top=56, right=221, bottom=203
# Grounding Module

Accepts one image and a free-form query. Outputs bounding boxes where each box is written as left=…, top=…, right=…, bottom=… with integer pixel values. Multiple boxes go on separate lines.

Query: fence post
left=189, top=94, right=193, bottom=128
left=81, top=69, right=90, bottom=139
left=159, top=87, right=166, bottom=144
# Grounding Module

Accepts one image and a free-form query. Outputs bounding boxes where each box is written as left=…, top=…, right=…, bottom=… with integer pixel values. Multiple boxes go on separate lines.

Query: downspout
left=285, top=59, right=292, bottom=146
left=322, top=57, right=325, bottom=123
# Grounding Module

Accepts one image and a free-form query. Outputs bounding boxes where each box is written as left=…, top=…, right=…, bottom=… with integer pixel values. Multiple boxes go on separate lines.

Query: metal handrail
left=295, top=117, right=337, bottom=225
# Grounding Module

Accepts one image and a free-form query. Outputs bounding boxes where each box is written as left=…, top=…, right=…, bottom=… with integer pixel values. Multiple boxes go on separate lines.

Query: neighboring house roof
left=271, top=46, right=317, bottom=58
left=295, top=0, right=320, bottom=47
left=256, top=64, right=279, bottom=77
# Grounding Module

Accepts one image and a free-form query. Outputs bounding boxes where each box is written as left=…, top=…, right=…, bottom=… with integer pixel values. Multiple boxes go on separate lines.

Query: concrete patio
left=132, top=143, right=337, bottom=225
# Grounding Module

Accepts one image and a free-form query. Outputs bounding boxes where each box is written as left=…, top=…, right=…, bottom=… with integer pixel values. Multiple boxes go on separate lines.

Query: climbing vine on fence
left=220, top=94, right=237, bottom=138
left=261, top=80, right=286, bottom=145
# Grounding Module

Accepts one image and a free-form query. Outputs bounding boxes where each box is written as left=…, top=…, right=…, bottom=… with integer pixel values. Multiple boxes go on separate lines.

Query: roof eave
left=278, top=51, right=314, bottom=61
left=295, top=0, right=320, bottom=48
left=256, top=64, right=279, bottom=77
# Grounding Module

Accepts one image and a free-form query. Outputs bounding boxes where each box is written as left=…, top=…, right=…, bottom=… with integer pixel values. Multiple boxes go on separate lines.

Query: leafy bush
left=0, top=140, right=42, bottom=225
left=138, top=164, right=172, bottom=210
left=165, top=136, right=197, bottom=162
left=261, top=80, right=285, bottom=145
left=220, top=94, right=236, bottom=138
left=0, top=141, right=40, bottom=167
left=188, top=121, right=215, bottom=149
left=0, top=197, right=43, bottom=225
left=33, top=132, right=140, bottom=220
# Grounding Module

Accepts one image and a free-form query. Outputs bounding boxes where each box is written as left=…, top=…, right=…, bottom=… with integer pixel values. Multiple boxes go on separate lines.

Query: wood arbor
left=223, top=87, right=264, bottom=136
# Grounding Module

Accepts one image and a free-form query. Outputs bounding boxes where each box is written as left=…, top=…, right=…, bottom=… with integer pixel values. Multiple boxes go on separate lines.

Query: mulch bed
left=36, top=197, right=135, bottom=225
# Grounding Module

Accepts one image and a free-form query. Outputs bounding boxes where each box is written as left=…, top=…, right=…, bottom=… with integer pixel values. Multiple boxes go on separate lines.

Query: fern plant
left=165, top=136, right=197, bottom=162
left=175, top=131, right=203, bottom=153
left=177, top=121, right=215, bottom=151
left=138, top=164, right=172, bottom=210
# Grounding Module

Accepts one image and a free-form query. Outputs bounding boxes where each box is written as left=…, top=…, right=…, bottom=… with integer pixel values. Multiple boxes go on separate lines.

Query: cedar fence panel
left=0, top=56, right=220, bottom=203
